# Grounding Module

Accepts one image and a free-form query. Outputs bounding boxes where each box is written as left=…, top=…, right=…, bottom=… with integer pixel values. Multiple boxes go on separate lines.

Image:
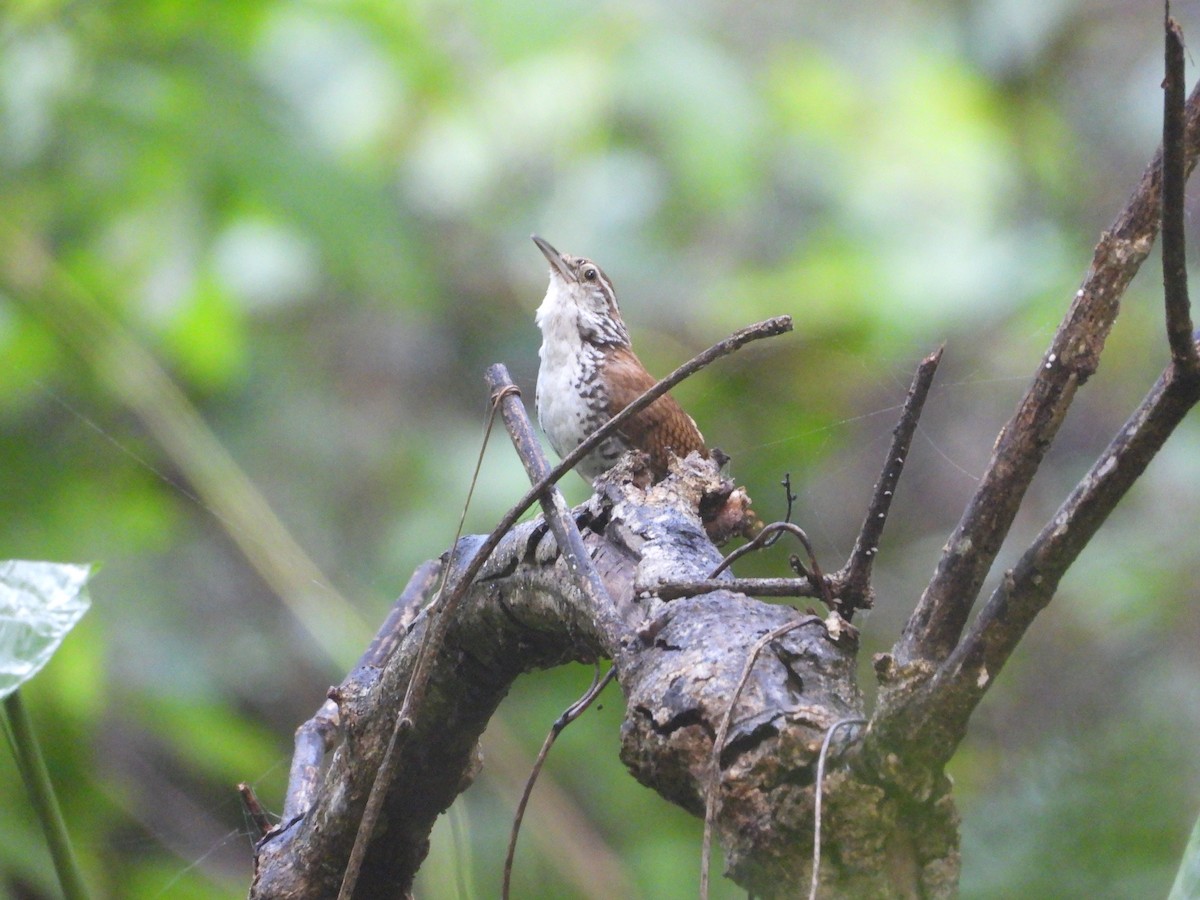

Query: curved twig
left=808, top=717, right=867, bottom=900
left=502, top=665, right=618, bottom=899
left=699, top=616, right=819, bottom=899
left=711, top=522, right=818, bottom=578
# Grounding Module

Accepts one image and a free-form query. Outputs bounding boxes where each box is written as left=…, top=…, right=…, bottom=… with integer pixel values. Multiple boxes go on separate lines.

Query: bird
left=531, top=234, right=709, bottom=483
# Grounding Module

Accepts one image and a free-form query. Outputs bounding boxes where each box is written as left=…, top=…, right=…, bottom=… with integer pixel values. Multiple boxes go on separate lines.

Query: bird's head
left=532, top=235, right=631, bottom=348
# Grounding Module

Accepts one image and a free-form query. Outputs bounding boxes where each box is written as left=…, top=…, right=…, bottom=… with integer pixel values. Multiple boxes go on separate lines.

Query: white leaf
left=0, top=560, right=92, bottom=700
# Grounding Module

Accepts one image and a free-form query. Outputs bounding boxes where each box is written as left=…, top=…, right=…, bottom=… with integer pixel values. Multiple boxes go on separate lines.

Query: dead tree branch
left=918, top=355, right=1200, bottom=764
left=253, top=456, right=930, bottom=898
left=656, top=576, right=824, bottom=602
left=834, top=345, right=944, bottom=618
left=866, top=13, right=1200, bottom=802
left=895, top=74, right=1200, bottom=668
left=1163, top=12, right=1198, bottom=368
left=387, top=314, right=793, bottom=760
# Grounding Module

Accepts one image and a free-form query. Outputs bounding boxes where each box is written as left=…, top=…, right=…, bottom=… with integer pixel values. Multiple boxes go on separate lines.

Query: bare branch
left=393, top=316, right=793, bottom=764
left=1163, top=11, right=1198, bottom=367
left=554, top=315, right=793, bottom=484
left=239, top=783, right=274, bottom=839
left=710, top=522, right=824, bottom=591
left=657, top=350, right=941, bottom=614
left=273, top=319, right=792, bottom=898
left=913, top=356, right=1200, bottom=761
left=870, top=18, right=1200, bottom=776
left=896, top=76, right=1200, bottom=667
left=487, top=364, right=621, bottom=638
left=657, top=576, right=824, bottom=602
left=835, top=346, right=943, bottom=618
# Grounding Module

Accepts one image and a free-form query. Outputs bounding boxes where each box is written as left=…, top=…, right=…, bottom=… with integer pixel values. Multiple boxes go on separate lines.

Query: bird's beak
left=531, top=234, right=575, bottom=282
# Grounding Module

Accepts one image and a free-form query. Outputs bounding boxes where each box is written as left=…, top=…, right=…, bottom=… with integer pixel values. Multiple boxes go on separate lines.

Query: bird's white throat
left=535, top=274, right=585, bottom=369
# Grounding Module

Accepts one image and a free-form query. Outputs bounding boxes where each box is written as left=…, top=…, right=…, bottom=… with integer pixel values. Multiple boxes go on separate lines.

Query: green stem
left=2, top=689, right=90, bottom=900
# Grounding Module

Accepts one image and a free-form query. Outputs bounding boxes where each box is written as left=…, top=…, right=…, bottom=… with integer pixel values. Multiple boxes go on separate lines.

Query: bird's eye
left=583, top=267, right=598, bottom=281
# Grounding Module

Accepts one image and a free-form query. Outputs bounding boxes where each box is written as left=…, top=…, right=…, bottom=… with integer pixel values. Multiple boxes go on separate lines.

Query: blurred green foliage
left=2, top=1, right=1198, bottom=897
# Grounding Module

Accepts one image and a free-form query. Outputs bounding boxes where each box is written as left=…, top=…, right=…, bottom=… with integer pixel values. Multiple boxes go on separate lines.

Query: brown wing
left=605, top=346, right=708, bottom=478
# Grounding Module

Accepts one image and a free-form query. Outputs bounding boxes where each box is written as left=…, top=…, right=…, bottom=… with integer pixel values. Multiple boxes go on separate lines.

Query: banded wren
left=532, top=234, right=709, bottom=483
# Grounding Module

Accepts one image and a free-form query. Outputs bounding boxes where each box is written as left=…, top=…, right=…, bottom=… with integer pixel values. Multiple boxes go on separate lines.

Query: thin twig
left=767, top=473, right=797, bottom=541
left=808, top=718, right=867, bottom=900
left=710, top=522, right=822, bottom=583
left=239, top=783, right=274, bottom=839
left=554, top=315, right=791, bottom=484
left=656, top=576, right=824, bottom=602
left=1163, top=9, right=1198, bottom=368
left=664, top=522, right=828, bottom=606
left=700, top=617, right=820, bottom=899
left=502, top=665, right=618, bottom=899
left=836, top=347, right=943, bottom=619
left=665, top=351, right=940, bottom=613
